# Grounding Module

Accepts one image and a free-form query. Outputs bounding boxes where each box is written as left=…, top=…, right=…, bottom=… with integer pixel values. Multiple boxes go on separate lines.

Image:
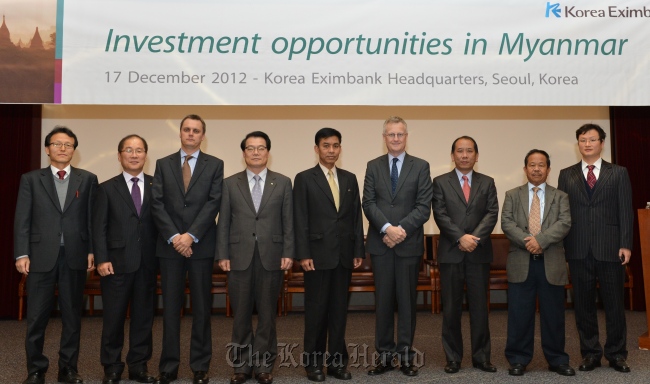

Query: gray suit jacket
left=432, top=170, right=499, bottom=264
left=362, top=153, right=432, bottom=257
left=14, top=166, right=98, bottom=272
left=501, top=184, right=571, bottom=285
left=216, top=169, right=295, bottom=271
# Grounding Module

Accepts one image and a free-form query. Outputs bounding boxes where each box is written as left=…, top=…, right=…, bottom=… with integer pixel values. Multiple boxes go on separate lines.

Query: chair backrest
left=490, top=234, right=510, bottom=270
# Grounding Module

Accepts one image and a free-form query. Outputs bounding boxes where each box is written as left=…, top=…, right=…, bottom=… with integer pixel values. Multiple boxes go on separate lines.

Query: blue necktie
left=391, top=158, right=398, bottom=194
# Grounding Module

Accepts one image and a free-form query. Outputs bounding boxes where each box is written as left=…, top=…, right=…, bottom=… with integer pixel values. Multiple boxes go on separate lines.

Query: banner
left=11, top=0, right=650, bottom=105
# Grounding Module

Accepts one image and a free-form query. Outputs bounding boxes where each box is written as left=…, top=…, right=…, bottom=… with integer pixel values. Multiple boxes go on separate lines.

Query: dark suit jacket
left=293, top=165, right=364, bottom=269
left=14, top=166, right=98, bottom=272
left=92, top=174, right=158, bottom=274
left=216, top=169, right=295, bottom=271
left=151, top=151, right=223, bottom=259
left=432, top=170, right=499, bottom=264
left=501, top=184, right=571, bottom=285
left=558, top=160, right=633, bottom=260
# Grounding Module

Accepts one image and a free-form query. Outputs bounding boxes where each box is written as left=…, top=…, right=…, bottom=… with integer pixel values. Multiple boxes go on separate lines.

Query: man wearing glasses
left=14, top=126, right=98, bottom=384
left=217, top=131, right=294, bottom=384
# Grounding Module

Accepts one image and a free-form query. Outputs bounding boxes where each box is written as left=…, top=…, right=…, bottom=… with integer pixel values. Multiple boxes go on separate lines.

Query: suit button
left=390, top=204, right=394, bottom=208
left=336, top=234, right=339, bottom=238
left=252, top=233, right=256, bottom=237
left=256, top=218, right=259, bottom=221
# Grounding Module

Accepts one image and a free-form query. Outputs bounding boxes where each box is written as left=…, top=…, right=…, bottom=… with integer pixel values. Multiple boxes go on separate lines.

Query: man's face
left=179, top=118, right=205, bottom=152
left=383, top=122, right=408, bottom=155
left=315, top=136, right=341, bottom=169
left=118, top=137, right=147, bottom=176
left=451, top=138, right=479, bottom=174
left=524, top=153, right=550, bottom=186
left=44, top=132, right=75, bottom=168
left=578, top=129, right=604, bottom=160
left=243, top=137, right=269, bottom=170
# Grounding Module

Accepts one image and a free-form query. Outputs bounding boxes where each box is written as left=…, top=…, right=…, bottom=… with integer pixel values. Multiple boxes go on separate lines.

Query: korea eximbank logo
left=546, top=2, right=561, bottom=18
left=545, top=2, right=650, bottom=18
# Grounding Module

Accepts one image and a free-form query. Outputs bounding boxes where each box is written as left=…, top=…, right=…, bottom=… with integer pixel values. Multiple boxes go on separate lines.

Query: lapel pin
left=271, top=182, right=274, bottom=185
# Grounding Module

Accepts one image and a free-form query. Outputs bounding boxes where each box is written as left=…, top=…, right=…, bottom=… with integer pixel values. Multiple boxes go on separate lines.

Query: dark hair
left=314, top=127, right=342, bottom=145
left=44, top=126, right=78, bottom=149
left=240, top=131, right=271, bottom=151
left=451, top=136, right=478, bottom=153
left=180, top=114, right=206, bottom=133
left=524, top=149, right=550, bottom=167
left=575, top=123, right=606, bottom=141
left=118, top=134, right=148, bottom=153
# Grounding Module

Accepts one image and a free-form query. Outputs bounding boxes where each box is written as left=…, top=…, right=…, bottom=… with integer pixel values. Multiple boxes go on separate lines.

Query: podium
left=638, top=209, right=650, bottom=349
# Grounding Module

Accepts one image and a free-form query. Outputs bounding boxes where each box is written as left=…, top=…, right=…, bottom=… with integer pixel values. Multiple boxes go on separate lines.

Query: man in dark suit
left=217, top=131, right=294, bottom=384
left=151, top=115, right=224, bottom=384
left=431, top=136, right=498, bottom=374
left=293, top=128, right=365, bottom=382
left=14, top=126, right=98, bottom=384
left=501, top=149, right=574, bottom=377
left=558, top=123, right=634, bottom=373
left=93, top=135, right=158, bottom=384
left=362, top=116, right=432, bottom=377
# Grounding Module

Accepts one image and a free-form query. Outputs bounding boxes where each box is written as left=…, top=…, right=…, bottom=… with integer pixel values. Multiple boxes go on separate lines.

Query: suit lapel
left=141, top=174, right=153, bottom=216
left=592, top=161, right=612, bottom=199
left=114, top=175, right=139, bottom=217
left=337, top=169, right=349, bottom=211
left=467, top=172, right=482, bottom=206
left=569, top=162, right=588, bottom=200
left=378, top=156, right=393, bottom=198
left=312, top=165, right=336, bottom=208
left=236, top=171, right=257, bottom=213
left=542, top=186, right=556, bottom=227
left=259, top=170, right=277, bottom=213
left=39, top=167, right=61, bottom=212
left=517, top=185, right=530, bottom=221
left=63, top=167, right=83, bottom=212
left=187, top=153, right=207, bottom=193
left=394, top=154, right=413, bottom=197
left=169, top=152, right=184, bottom=194
left=447, top=171, right=467, bottom=206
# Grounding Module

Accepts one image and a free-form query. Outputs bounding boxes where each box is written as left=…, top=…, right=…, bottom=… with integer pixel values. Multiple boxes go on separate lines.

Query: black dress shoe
left=129, top=371, right=155, bottom=383
left=193, top=371, right=209, bottom=384
left=367, top=363, right=395, bottom=375
left=153, top=372, right=177, bottom=384
left=255, top=372, right=273, bottom=384
left=609, top=357, right=631, bottom=373
left=327, top=368, right=351, bottom=380
left=58, top=367, right=83, bottom=383
left=549, top=364, right=576, bottom=376
left=400, top=364, right=419, bottom=376
left=102, top=372, right=121, bottom=384
left=23, top=370, right=45, bottom=384
left=579, top=356, right=601, bottom=371
left=306, top=369, right=325, bottom=382
left=508, top=363, right=526, bottom=376
left=229, top=373, right=252, bottom=384
left=473, top=361, right=497, bottom=372
left=444, top=361, right=460, bottom=374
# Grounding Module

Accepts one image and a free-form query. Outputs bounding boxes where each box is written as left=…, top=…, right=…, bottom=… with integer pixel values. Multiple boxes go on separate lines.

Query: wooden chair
left=211, top=262, right=230, bottom=316
left=487, top=234, right=510, bottom=311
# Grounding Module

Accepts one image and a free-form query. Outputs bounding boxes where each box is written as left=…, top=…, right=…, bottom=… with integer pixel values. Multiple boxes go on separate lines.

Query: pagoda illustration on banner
left=0, top=15, right=47, bottom=49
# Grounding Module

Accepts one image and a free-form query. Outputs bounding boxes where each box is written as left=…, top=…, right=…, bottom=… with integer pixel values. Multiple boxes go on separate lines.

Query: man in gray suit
left=431, top=136, right=498, bottom=374
left=558, top=124, right=634, bottom=373
left=501, top=149, right=574, bottom=377
left=217, top=131, right=294, bottom=384
left=362, top=116, right=432, bottom=377
left=151, top=115, right=223, bottom=384
left=14, top=126, right=98, bottom=384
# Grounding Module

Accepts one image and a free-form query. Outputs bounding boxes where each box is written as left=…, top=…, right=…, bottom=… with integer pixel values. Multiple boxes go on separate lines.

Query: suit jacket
left=14, top=166, right=98, bottom=272
left=92, top=174, right=158, bottom=274
left=151, top=151, right=223, bottom=259
left=293, top=165, right=364, bottom=270
left=216, top=169, right=295, bottom=271
left=362, top=153, right=432, bottom=257
left=501, top=184, right=571, bottom=285
left=558, top=160, right=633, bottom=261
left=432, top=170, right=499, bottom=264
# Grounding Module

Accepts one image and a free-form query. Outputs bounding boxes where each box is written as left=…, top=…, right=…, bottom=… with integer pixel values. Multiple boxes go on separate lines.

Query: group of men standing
left=14, top=116, right=633, bottom=384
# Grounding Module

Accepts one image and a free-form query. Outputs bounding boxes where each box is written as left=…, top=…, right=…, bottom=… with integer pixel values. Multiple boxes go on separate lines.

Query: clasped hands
left=383, top=225, right=406, bottom=248
left=524, top=236, right=543, bottom=255
left=173, top=233, right=194, bottom=257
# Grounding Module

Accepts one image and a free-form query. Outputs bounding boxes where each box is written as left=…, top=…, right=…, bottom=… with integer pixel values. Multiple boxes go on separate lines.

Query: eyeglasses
left=245, top=146, right=268, bottom=153
left=384, top=133, right=407, bottom=139
left=49, top=142, right=74, bottom=149
left=121, top=148, right=146, bottom=154
left=578, top=138, right=600, bottom=144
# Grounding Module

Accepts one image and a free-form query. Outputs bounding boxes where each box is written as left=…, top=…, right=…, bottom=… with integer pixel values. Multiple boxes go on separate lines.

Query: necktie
left=390, top=158, right=398, bottom=194
left=586, top=164, right=597, bottom=189
left=57, top=170, right=66, bottom=180
left=131, top=177, right=142, bottom=216
left=529, top=187, right=541, bottom=236
left=328, top=169, right=339, bottom=211
left=462, top=175, right=470, bottom=203
left=252, top=175, right=262, bottom=213
left=182, top=155, right=193, bottom=192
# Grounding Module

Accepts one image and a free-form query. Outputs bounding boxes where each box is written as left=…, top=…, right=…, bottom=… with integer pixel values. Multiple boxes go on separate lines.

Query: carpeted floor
left=1, top=309, right=649, bottom=383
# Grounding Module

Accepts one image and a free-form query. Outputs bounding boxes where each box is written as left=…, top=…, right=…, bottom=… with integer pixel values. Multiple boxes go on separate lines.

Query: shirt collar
left=180, top=148, right=200, bottom=159
left=123, top=171, right=145, bottom=184
left=581, top=157, right=602, bottom=170
left=247, top=167, right=268, bottom=182
left=50, top=164, right=71, bottom=177
left=318, top=163, right=337, bottom=178
left=527, top=181, right=546, bottom=192
left=388, top=152, right=406, bottom=163
left=454, top=168, right=473, bottom=182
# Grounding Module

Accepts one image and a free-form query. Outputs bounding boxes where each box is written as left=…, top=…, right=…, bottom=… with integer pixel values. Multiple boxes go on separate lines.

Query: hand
left=218, top=259, right=231, bottom=271
left=458, top=234, right=480, bottom=252
left=353, top=258, right=363, bottom=269
left=87, top=253, right=95, bottom=271
left=300, top=259, right=315, bottom=271
left=281, top=258, right=293, bottom=271
left=524, top=236, right=543, bottom=254
left=15, top=258, right=30, bottom=275
left=619, top=248, right=631, bottom=265
left=383, top=235, right=397, bottom=248
left=385, top=226, right=407, bottom=244
left=173, top=233, right=194, bottom=257
left=97, top=262, right=114, bottom=276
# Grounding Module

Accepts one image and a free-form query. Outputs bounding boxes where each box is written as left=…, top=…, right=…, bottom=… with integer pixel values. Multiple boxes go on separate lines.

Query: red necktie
left=57, top=170, right=66, bottom=180
left=462, top=175, right=470, bottom=203
left=586, top=165, right=596, bottom=189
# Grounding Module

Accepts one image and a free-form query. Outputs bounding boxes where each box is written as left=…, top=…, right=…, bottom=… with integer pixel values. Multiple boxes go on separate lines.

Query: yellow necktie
left=328, top=170, right=339, bottom=211
left=529, top=187, right=541, bottom=235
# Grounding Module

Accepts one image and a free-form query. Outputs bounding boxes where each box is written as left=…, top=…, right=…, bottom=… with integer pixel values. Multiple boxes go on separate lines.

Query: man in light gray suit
left=362, top=116, right=432, bottom=377
left=501, top=149, right=574, bottom=377
left=217, top=131, right=294, bottom=384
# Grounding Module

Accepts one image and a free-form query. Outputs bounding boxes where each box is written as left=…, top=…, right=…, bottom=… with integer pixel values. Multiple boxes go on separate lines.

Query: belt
left=530, top=253, right=544, bottom=260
